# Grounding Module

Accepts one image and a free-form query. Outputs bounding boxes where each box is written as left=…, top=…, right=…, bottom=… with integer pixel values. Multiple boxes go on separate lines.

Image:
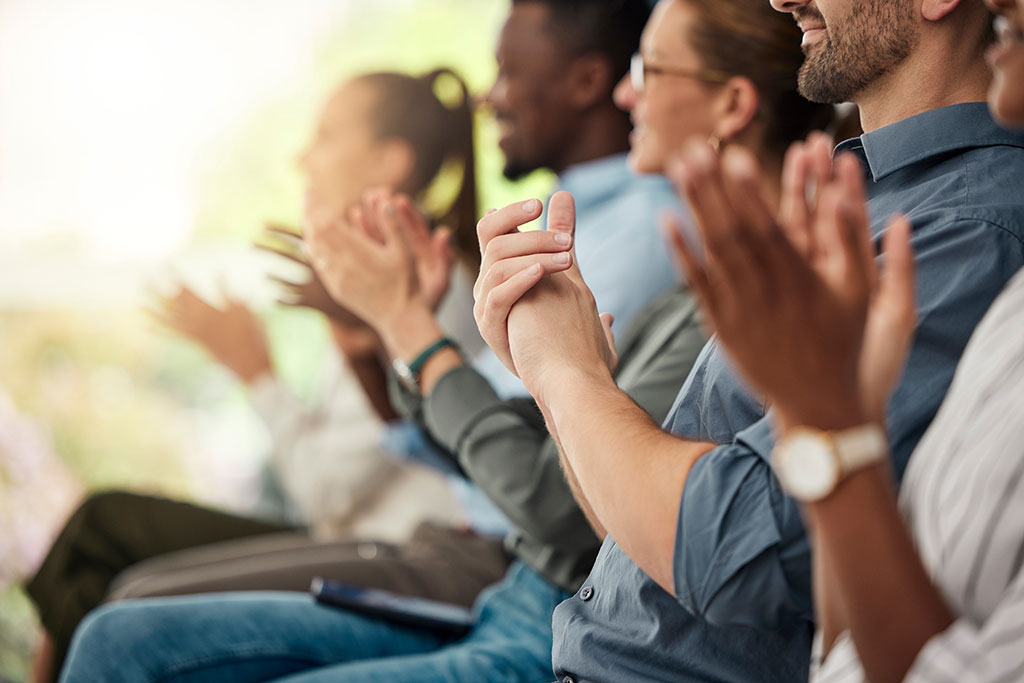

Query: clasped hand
left=473, top=191, right=617, bottom=407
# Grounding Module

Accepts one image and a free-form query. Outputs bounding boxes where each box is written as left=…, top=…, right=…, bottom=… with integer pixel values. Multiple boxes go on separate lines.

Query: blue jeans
left=60, top=562, right=568, bottom=682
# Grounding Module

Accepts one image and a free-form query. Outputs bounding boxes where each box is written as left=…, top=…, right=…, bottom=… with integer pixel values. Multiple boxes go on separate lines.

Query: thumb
left=880, top=215, right=916, bottom=324
left=547, top=190, right=581, bottom=279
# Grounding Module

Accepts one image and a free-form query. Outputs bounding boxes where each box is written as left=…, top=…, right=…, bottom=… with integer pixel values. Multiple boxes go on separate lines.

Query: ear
left=710, top=76, right=761, bottom=144
left=920, top=0, right=962, bottom=22
left=372, top=139, right=416, bottom=191
left=565, top=54, right=615, bottom=110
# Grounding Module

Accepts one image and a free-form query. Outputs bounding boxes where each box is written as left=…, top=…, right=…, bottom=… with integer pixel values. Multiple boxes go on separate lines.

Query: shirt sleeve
left=421, top=365, right=598, bottom=551
left=903, top=567, right=1024, bottom=683
left=672, top=218, right=1024, bottom=631
left=248, top=362, right=394, bottom=526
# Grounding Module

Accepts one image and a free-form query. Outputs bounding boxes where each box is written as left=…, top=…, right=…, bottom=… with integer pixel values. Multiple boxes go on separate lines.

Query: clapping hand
left=151, top=284, right=272, bottom=385
left=473, top=192, right=617, bottom=406
left=663, top=136, right=916, bottom=432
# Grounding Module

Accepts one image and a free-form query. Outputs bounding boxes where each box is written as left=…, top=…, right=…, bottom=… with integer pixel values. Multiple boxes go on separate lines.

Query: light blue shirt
left=473, top=154, right=682, bottom=399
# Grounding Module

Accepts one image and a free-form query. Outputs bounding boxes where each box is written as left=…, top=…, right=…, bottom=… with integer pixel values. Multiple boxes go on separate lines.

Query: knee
left=65, top=491, right=141, bottom=540
left=62, top=603, right=145, bottom=680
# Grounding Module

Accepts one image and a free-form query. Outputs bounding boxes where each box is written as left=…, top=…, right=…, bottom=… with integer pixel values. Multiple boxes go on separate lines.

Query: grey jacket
left=390, top=284, right=707, bottom=591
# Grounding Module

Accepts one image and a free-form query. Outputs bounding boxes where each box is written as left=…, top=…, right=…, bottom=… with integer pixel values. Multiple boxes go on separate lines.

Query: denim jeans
left=60, top=562, right=568, bottom=682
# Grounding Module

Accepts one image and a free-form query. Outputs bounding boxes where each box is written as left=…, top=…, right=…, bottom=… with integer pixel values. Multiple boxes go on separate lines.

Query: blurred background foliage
left=0, top=0, right=554, bottom=678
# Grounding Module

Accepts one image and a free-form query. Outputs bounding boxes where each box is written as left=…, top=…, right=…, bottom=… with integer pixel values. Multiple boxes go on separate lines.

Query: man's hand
left=664, top=139, right=916, bottom=432
left=475, top=192, right=617, bottom=406
left=151, top=285, right=272, bottom=385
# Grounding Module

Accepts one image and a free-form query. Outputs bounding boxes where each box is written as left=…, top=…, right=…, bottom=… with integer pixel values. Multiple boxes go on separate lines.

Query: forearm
left=542, top=411, right=607, bottom=539
left=545, top=370, right=714, bottom=593
left=808, top=464, right=953, bottom=683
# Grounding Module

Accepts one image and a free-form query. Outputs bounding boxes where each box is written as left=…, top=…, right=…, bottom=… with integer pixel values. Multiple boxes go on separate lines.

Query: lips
left=798, top=20, right=826, bottom=47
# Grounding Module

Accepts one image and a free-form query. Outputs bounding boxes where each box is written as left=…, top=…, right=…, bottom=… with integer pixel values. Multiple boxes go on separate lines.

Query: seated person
left=470, top=0, right=1024, bottom=680
left=54, top=0, right=841, bottom=681
left=25, top=66, right=493, bottom=683
left=664, top=0, right=1024, bottom=680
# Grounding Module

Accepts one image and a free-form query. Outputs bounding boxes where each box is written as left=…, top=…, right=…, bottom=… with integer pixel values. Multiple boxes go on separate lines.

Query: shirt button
left=579, top=586, right=594, bottom=601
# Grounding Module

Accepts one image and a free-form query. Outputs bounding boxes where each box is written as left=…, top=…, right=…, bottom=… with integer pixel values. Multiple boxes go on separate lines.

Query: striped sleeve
left=904, top=565, right=1024, bottom=683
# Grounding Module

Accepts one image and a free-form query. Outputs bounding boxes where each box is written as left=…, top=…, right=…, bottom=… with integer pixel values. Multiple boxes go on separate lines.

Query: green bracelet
left=392, top=337, right=458, bottom=391
left=408, top=337, right=457, bottom=376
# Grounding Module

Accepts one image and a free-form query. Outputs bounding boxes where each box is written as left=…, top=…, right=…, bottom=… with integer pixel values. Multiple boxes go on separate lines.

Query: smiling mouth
left=799, top=24, right=827, bottom=47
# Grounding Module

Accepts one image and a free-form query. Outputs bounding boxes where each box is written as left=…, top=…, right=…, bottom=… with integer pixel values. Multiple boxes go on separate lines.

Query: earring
left=707, top=135, right=722, bottom=153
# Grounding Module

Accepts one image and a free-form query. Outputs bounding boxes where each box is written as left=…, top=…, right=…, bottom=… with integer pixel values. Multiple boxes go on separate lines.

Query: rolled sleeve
left=674, top=416, right=812, bottom=630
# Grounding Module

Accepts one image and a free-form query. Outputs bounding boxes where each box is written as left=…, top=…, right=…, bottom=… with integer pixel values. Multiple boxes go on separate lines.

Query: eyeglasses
left=629, top=53, right=732, bottom=93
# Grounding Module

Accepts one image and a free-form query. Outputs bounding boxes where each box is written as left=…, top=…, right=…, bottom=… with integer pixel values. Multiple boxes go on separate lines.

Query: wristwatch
left=771, top=424, right=888, bottom=502
left=392, top=337, right=457, bottom=393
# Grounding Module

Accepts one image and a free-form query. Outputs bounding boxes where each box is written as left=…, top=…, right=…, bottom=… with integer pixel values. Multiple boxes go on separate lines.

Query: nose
left=769, top=0, right=811, bottom=12
left=613, top=73, right=636, bottom=113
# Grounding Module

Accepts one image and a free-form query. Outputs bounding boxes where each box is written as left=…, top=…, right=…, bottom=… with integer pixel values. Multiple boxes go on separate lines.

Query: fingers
left=476, top=199, right=544, bottom=253
left=779, top=142, right=814, bottom=256
left=475, top=229, right=573, bottom=300
left=473, top=262, right=548, bottom=373
left=832, top=153, right=875, bottom=295
left=476, top=253, right=574, bottom=299
left=880, top=214, right=917, bottom=323
left=254, top=242, right=310, bottom=267
left=669, top=141, right=764, bottom=296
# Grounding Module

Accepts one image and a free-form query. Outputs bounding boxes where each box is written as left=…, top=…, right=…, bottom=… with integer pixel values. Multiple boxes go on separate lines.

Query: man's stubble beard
left=796, top=0, right=919, bottom=104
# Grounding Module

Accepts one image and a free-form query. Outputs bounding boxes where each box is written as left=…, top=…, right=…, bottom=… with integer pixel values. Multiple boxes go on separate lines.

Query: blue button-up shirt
left=552, top=103, right=1024, bottom=682
left=473, top=154, right=681, bottom=399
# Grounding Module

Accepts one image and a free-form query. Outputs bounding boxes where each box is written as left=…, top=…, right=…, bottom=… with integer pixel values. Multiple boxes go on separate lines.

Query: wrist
left=537, top=363, right=615, bottom=416
left=775, top=391, right=869, bottom=437
left=378, top=300, right=444, bottom=361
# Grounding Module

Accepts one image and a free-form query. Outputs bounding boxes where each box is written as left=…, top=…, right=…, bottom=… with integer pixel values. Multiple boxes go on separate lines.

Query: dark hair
left=684, top=0, right=837, bottom=155
left=354, top=69, right=480, bottom=270
left=513, top=0, right=653, bottom=83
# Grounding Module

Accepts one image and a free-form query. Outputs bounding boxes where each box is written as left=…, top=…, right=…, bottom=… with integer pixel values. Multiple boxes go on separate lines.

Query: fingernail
left=486, top=208, right=496, bottom=215
left=554, top=233, right=571, bottom=246
left=553, top=253, right=570, bottom=265
left=529, top=263, right=543, bottom=275
left=522, top=199, right=540, bottom=213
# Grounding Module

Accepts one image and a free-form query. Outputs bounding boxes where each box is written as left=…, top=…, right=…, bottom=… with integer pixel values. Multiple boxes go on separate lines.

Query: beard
left=796, top=0, right=919, bottom=104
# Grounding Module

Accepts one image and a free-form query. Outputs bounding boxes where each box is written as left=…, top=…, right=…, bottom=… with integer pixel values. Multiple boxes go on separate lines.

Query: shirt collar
left=834, top=102, right=1024, bottom=182
left=555, top=153, right=633, bottom=211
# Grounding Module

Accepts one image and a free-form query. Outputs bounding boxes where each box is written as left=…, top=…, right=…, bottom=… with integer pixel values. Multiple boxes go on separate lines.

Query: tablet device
left=310, top=577, right=475, bottom=636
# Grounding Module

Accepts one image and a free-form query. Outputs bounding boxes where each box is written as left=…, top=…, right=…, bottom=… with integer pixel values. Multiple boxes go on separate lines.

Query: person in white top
left=660, top=0, right=1024, bottom=681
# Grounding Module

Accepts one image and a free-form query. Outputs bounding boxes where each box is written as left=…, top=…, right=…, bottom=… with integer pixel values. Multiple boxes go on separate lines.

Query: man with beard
left=470, top=0, right=1024, bottom=681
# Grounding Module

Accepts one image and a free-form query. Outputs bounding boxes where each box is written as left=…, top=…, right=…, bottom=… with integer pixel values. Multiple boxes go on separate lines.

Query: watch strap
left=392, top=337, right=458, bottom=392
left=832, top=423, right=888, bottom=476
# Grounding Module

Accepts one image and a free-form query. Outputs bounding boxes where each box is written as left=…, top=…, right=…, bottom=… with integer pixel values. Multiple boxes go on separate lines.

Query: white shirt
left=815, top=268, right=1024, bottom=682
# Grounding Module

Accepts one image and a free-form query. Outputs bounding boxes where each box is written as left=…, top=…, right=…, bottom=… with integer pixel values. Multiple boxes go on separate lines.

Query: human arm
left=257, top=224, right=398, bottom=422
left=473, top=194, right=716, bottom=593
left=665, top=139, right=957, bottom=678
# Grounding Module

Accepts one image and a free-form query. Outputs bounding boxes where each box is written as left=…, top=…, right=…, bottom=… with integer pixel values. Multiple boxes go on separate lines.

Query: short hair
left=513, top=0, right=653, bottom=80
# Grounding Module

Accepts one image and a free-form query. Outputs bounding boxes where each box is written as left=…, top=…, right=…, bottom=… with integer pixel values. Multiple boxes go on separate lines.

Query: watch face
left=776, top=432, right=840, bottom=501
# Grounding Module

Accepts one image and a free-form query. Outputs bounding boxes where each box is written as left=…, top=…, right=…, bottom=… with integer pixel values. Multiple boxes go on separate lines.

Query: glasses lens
left=630, top=53, right=644, bottom=93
